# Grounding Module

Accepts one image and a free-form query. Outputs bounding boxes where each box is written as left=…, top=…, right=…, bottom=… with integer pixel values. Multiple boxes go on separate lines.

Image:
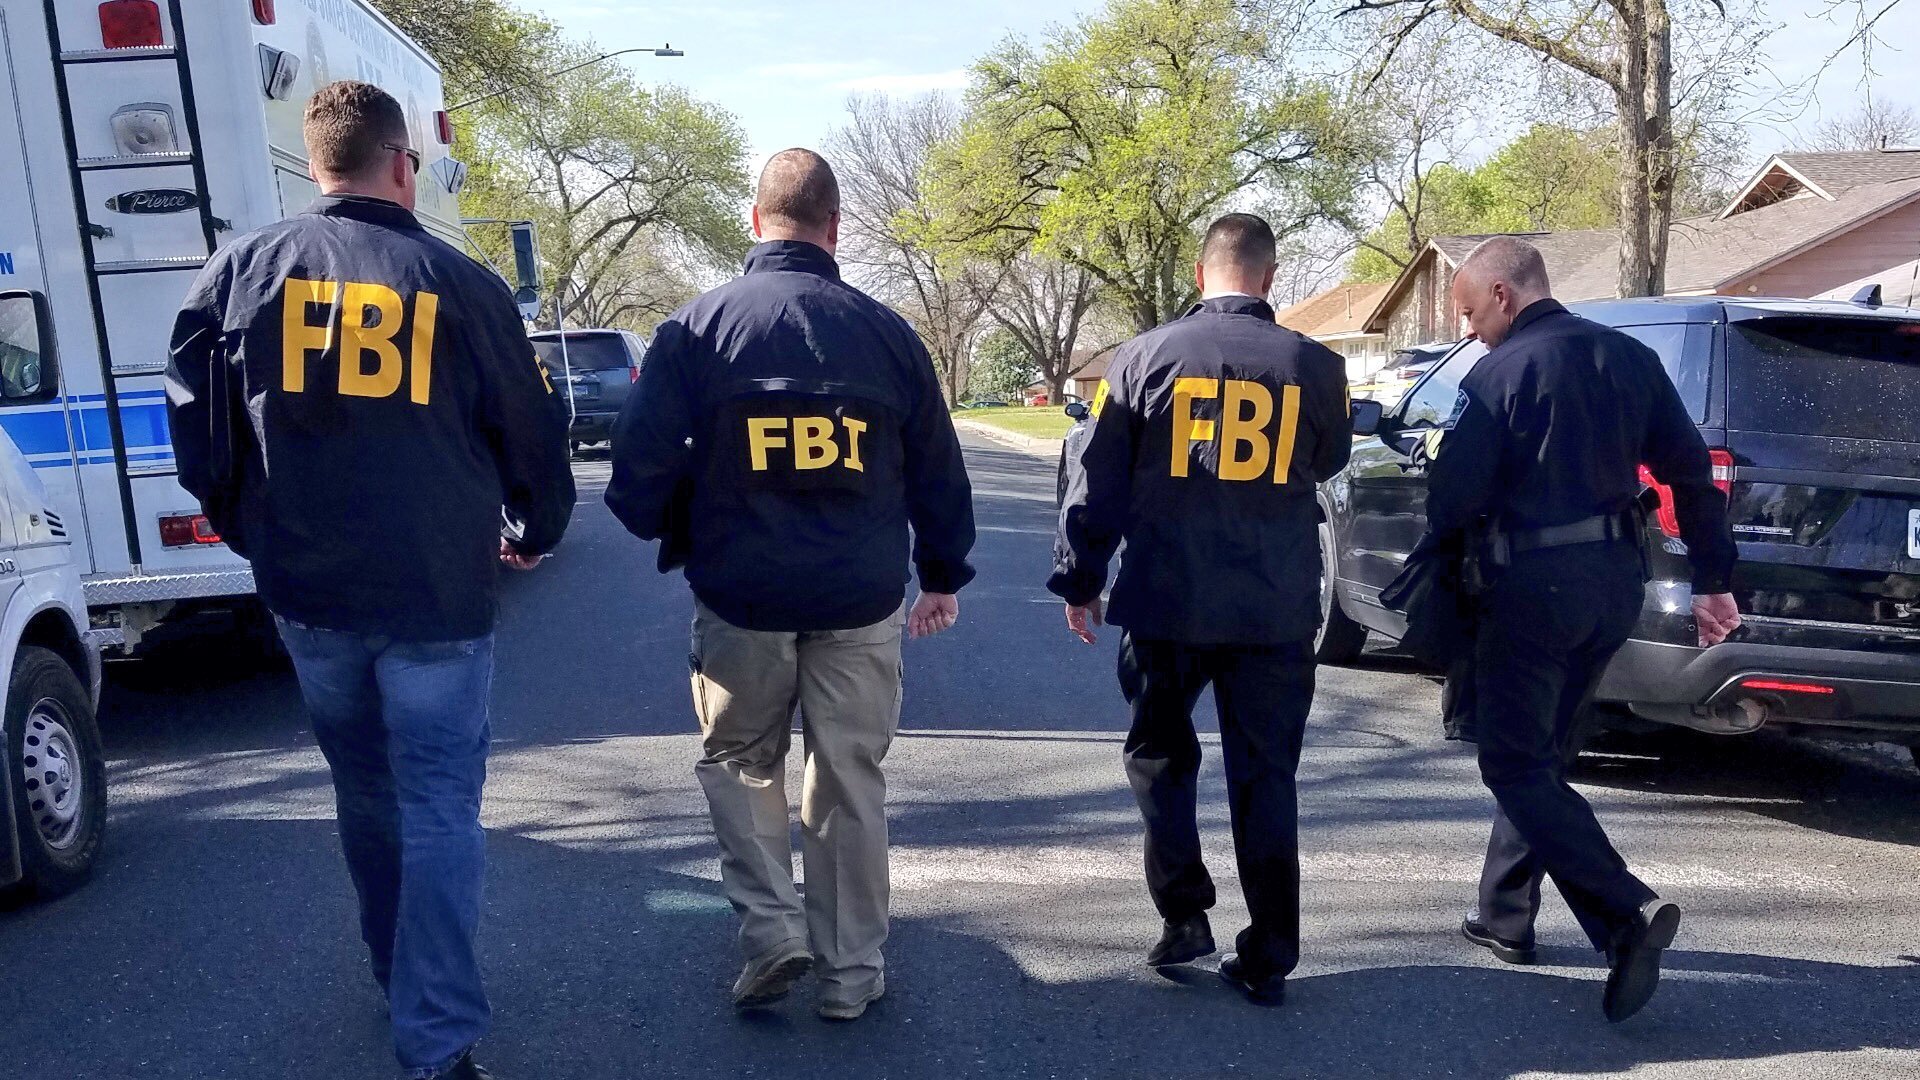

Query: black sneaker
left=1147, top=914, right=1217, bottom=968
left=1603, top=899, right=1682, bottom=1023
left=1461, top=914, right=1538, bottom=965
left=1217, top=954, right=1286, bottom=1008
left=437, top=1053, right=493, bottom=1079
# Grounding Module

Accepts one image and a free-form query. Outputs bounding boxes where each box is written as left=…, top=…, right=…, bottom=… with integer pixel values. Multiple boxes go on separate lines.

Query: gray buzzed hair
left=757, top=148, right=840, bottom=230
left=1459, top=235, right=1551, bottom=293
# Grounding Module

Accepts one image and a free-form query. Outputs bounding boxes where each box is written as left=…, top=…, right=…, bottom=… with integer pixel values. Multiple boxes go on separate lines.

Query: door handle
left=1395, top=462, right=1424, bottom=474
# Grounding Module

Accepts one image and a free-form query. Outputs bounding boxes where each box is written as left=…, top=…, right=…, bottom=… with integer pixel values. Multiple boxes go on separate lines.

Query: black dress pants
left=1472, top=543, right=1659, bottom=952
left=1118, top=634, right=1314, bottom=980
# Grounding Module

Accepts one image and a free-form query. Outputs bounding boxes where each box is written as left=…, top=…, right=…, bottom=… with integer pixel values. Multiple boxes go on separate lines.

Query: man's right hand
left=1692, top=592, right=1740, bottom=647
left=500, top=537, right=544, bottom=571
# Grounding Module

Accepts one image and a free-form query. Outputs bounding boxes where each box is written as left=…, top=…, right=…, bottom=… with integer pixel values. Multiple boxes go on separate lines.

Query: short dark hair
left=1199, top=213, right=1277, bottom=271
left=757, top=148, right=840, bottom=231
left=304, top=80, right=408, bottom=180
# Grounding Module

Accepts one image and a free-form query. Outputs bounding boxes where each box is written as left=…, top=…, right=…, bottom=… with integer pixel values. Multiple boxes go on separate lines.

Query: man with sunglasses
left=167, top=80, right=572, bottom=1080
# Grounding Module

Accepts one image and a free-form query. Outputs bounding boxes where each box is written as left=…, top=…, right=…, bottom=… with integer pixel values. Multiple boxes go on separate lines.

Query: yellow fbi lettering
left=281, top=278, right=440, bottom=405
left=1171, top=377, right=1302, bottom=483
left=747, top=416, right=869, bottom=473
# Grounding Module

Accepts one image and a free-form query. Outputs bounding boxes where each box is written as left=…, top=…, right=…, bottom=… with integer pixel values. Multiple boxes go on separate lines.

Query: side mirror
left=1063, top=401, right=1090, bottom=421
left=1349, top=398, right=1385, bottom=437
left=0, top=291, right=57, bottom=404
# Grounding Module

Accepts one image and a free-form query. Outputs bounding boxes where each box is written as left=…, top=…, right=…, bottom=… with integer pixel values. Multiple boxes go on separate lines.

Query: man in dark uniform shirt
left=168, top=82, right=573, bottom=1080
left=1428, top=237, right=1740, bottom=1022
left=1050, top=214, right=1353, bottom=1007
left=606, top=149, right=975, bottom=1022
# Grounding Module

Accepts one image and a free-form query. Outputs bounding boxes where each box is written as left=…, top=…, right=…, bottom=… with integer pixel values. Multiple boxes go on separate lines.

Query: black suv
left=529, top=329, right=645, bottom=451
left=1318, top=295, right=1920, bottom=764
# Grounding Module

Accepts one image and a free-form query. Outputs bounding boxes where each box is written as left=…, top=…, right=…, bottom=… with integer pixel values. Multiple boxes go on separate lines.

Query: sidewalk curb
left=952, top=418, right=1064, bottom=460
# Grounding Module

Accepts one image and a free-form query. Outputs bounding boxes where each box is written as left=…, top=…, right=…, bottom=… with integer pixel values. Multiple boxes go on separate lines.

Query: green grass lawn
left=955, top=405, right=1077, bottom=439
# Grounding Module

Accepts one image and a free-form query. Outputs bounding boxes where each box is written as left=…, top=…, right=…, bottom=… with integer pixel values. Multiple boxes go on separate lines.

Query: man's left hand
left=1065, top=599, right=1103, bottom=645
left=500, top=538, right=544, bottom=571
left=908, top=592, right=959, bottom=639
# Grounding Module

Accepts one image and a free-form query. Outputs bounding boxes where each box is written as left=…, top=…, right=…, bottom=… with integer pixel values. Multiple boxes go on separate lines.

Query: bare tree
left=985, top=257, right=1119, bottom=400
left=827, top=94, right=999, bottom=402
left=1346, top=0, right=1745, bottom=297
left=1803, top=100, right=1920, bottom=150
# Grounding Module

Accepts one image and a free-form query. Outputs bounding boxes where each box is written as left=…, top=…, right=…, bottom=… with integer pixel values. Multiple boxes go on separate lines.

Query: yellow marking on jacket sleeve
left=793, top=416, right=839, bottom=470
left=1219, top=380, right=1275, bottom=482
left=1271, top=383, right=1302, bottom=484
left=747, top=418, right=788, bottom=471
left=409, top=290, right=439, bottom=406
left=339, top=282, right=405, bottom=399
left=843, top=417, right=869, bottom=472
left=1170, top=377, right=1219, bottom=478
left=281, top=277, right=339, bottom=393
left=1091, top=379, right=1111, bottom=418
left=534, top=356, right=554, bottom=394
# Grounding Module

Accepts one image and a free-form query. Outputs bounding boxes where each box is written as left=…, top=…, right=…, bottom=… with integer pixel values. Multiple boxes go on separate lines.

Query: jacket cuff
left=1046, top=568, right=1104, bottom=608
left=1692, top=570, right=1733, bottom=596
left=916, top=560, right=977, bottom=596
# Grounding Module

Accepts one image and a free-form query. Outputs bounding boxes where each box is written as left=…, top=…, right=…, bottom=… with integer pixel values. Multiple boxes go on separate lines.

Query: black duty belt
left=1506, top=510, right=1639, bottom=555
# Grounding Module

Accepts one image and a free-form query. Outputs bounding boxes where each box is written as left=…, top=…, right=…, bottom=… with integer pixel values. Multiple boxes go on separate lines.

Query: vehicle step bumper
left=1596, top=636, right=1920, bottom=730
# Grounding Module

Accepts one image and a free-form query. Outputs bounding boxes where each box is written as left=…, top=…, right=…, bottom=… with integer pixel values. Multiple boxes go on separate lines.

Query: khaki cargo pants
left=690, top=600, right=904, bottom=1004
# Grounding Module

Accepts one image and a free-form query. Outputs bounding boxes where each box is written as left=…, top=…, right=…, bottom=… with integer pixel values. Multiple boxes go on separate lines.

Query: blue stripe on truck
left=0, top=400, right=174, bottom=467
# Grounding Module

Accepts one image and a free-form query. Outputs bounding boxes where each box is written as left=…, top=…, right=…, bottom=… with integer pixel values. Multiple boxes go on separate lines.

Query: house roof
left=1275, top=282, right=1390, bottom=340
left=1360, top=171, right=1920, bottom=332
left=1720, top=149, right=1920, bottom=217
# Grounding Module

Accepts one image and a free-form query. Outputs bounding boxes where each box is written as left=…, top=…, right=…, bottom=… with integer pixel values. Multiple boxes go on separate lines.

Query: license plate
left=568, top=382, right=599, bottom=400
left=1910, top=508, right=1920, bottom=559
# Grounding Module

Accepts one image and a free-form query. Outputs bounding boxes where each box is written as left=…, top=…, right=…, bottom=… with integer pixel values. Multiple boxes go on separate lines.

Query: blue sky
left=523, top=0, right=1920, bottom=169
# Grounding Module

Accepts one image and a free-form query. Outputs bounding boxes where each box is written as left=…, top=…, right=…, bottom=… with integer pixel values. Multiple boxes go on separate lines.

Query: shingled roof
left=1722, top=148, right=1920, bottom=216
left=1276, top=282, right=1390, bottom=339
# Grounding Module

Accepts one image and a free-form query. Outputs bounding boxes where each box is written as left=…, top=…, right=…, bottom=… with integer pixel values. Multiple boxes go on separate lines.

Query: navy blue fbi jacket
left=1050, top=295, right=1354, bottom=645
left=167, top=195, right=575, bottom=641
left=1427, top=299, right=1736, bottom=593
left=605, top=240, right=977, bottom=633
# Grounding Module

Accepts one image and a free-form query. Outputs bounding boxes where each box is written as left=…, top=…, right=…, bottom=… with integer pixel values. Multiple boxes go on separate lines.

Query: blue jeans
left=278, top=618, right=495, bottom=1079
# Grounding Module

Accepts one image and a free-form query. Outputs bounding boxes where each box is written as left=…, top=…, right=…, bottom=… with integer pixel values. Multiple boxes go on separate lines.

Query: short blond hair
left=756, top=149, right=840, bottom=230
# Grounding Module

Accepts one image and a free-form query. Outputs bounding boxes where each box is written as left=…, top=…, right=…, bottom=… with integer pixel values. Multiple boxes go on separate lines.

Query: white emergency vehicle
left=0, top=0, right=467, bottom=651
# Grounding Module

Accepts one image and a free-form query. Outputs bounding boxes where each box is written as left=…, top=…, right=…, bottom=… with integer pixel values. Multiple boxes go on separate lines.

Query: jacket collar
left=742, top=240, right=841, bottom=281
left=1507, top=297, right=1567, bottom=338
left=1183, top=294, right=1276, bottom=321
left=304, top=193, right=422, bottom=230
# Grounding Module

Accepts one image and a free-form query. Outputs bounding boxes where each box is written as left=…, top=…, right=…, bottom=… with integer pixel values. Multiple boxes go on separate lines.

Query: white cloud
left=834, top=69, right=971, bottom=94
left=753, top=61, right=870, bottom=82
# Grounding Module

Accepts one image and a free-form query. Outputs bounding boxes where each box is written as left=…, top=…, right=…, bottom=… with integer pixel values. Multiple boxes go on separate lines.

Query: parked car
left=0, top=291, right=105, bottom=898
left=529, top=329, right=646, bottom=451
left=1318, top=293, right=1920, bottom=764
left=1350, top=342, right=1456, bottom=408
left=965, top=398, right=1011, bottom=410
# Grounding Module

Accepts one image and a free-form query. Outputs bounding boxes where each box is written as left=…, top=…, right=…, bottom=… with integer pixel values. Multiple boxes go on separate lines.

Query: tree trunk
left=1614, top=2, right=1657, bottom=298
left=1642, top=0, right=1675, bottom=297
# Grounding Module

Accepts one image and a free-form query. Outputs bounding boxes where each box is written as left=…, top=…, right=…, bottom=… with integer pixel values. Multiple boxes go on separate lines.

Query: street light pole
left=447, top=45, right=685, bottom=113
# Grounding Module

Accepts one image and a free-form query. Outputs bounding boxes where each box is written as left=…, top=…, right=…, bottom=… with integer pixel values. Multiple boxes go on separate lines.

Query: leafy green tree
left=970, top=329, right=1042, bottom=400
left=459, top=45, right=751, bottom=331
left=928, top=0, right=1358, bottom=332
left=374, top=0, right=556, bottom=102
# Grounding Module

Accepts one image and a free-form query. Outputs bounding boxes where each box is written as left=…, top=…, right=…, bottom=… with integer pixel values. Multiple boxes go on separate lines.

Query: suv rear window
left=1728, top=318, right=1920, bottom=442
left=1616, top=323, right=1710, bottom=423
left=531, top=334, right=632, bottom=372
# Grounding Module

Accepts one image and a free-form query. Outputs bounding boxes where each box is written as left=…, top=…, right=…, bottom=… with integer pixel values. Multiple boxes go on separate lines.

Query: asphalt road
left=5, top=433, right=1920, bottom=1080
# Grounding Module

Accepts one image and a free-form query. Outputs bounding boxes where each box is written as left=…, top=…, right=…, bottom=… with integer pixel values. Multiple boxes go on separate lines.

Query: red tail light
left=99, top=1, right=163, bottom=49
left=1639, top=450, right=1734, bottom=538
left=251, top=0, right=277, bottom=24
left=629, top=365, right=640, bottom=384
left=159, top=513, right=221, bottom=548
left=434, top=110, right=454, bottom=144
left=1741, top=678, right=1836, bottom=696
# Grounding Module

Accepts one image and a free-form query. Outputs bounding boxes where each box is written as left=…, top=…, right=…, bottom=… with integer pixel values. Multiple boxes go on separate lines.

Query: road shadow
left=2, top=813, right=1916, bottom=1080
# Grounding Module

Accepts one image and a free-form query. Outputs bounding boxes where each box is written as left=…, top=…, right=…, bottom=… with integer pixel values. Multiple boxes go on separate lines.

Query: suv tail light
left=1639, top=449, right=1735, bottom=538
left=630, top=364, right=640, bottom=384
left=99, top=1, right=164, bottom=49
left=434, top=110, right=454, bottom=144
left=159, top=513, right=221, bottom=548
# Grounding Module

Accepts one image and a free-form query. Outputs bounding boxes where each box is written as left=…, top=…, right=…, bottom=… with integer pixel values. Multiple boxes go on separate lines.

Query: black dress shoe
left=1147, top=914, right=1217, bottom=968
left=1603, top=899, right=1682, bottom=1023
left=437, top=1053, right=494, bottom=1079
left=1462, top=914, right=1538, bottom=965
left=1217, top=954, right=1286, bottom=1007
